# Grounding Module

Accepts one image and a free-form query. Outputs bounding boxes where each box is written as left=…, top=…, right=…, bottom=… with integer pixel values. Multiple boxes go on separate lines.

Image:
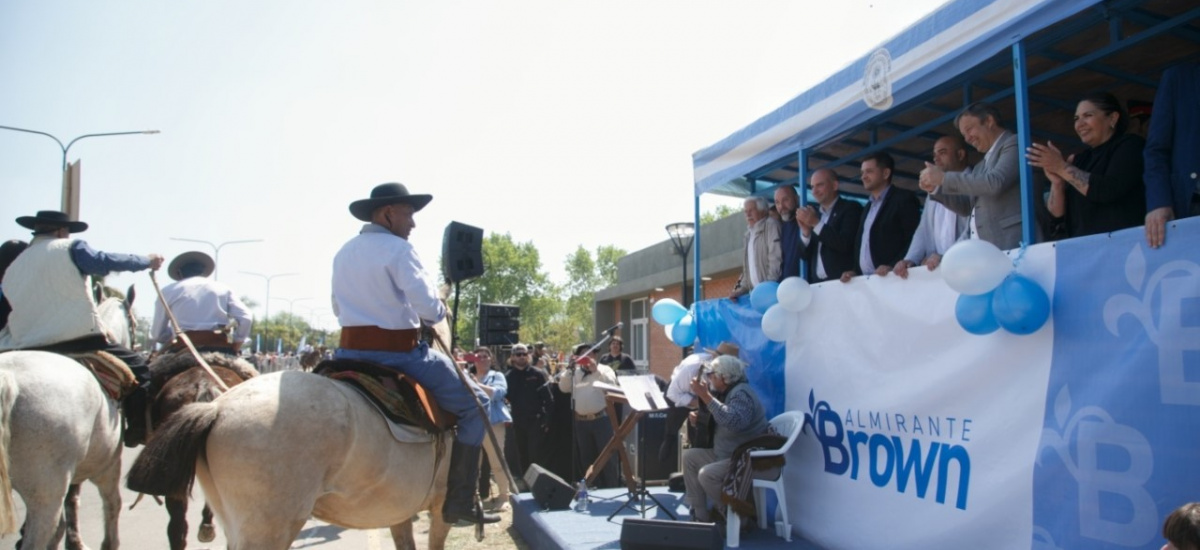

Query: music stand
left=589, top=375, right=676, bottom=522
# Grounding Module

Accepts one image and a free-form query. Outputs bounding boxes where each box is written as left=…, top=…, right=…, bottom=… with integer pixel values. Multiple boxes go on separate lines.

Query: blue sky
left=0, top=0, right=945, bottom=331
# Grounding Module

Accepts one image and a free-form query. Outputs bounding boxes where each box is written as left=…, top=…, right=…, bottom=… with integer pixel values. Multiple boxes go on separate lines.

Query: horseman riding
left=0, top=209, right=163, bottom=446
left=152, top=250, right=253, bottom=356
left=333, top=182, right=500, bottom=526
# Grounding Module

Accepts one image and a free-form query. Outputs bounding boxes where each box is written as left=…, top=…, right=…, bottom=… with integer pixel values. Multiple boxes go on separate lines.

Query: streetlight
left=240, top=271, right=298, bottom=322
left=170, top=237, right=263, bottom=281
left=0, top=125, right=159, bottom=218
left=272, top=296, right=312, bottom=319
left=666, top=222, right=696, bottom=357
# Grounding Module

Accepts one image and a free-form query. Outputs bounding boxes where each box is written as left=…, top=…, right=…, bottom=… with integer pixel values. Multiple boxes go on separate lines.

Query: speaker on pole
left=523, top=463, right=574, bottom=510
left=442, top=221, right=484, bottom=283
left=619, top=518, right=722, bottom=550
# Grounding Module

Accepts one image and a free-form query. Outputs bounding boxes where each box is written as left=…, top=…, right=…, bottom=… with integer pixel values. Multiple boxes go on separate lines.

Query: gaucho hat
left=16, top=210, right=88, bottom=233
left=349, top=183, right=433, bottom=222
left=167, top=251, right=215, bottom=281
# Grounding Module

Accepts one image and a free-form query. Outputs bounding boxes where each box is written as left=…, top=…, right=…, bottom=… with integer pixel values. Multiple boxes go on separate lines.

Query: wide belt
left=171, top=330, right=232, bottom=351
left=339, top=326, right=420, bottom=353
left=575, top=411, right=606, bottom=422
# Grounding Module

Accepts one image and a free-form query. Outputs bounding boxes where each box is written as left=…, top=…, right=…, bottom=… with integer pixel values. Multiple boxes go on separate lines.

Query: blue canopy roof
left=691, top=0, right=1108, bottom=197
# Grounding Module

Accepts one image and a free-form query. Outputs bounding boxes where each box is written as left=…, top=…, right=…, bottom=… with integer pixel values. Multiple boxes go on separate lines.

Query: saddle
left=314, top=359, right=454, bottom=434
left=69, top=351, right=137, bottom=400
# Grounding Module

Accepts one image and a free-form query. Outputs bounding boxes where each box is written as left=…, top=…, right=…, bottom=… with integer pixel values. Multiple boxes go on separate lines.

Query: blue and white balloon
left=940, top=239, right=1012, bottom=296
left=749, top=281, right=780, bottom=313
left=991, top=274, right=1050, bottom=335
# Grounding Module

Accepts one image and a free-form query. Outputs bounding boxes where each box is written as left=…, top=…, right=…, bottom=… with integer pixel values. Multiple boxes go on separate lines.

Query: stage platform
left=511, top=486, right=823, bottom=549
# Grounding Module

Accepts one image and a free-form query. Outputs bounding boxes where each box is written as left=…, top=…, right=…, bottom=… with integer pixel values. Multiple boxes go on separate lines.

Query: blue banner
left=1033, top=220, right=1200, bottom=549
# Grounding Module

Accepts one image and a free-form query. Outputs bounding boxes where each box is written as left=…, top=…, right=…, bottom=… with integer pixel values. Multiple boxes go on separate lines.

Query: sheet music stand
left=585, top=375, right=677, bottom=522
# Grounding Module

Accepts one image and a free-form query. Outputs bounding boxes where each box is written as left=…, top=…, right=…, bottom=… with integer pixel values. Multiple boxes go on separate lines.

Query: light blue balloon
left=749, top=281, right=780, bottom=313
left=955, top=292, right=1000, bottom=335
left=991, top=274, right=1051, bottom=335
left=671, top=313, right=697, bottom=347
left=652, top=298, right=688, bottom=325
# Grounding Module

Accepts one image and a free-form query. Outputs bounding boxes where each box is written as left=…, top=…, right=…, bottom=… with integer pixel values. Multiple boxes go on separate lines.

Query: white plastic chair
left=726, top=410, right=804, bottom=548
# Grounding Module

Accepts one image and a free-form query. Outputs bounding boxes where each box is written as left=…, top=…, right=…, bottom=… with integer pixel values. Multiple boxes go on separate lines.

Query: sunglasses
left=513, top=352, right=528, bottom=356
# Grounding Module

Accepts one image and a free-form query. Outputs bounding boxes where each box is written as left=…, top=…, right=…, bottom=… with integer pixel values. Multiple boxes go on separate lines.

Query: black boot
left=443, top=440, right=501, bottom=525
left=123, top=384, right=149, bottom=448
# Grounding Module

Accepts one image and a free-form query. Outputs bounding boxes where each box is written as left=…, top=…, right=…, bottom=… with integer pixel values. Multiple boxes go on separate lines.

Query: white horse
left=0, top=293, right=136, bottom=550
left=127, top=323, right=458, bottom=550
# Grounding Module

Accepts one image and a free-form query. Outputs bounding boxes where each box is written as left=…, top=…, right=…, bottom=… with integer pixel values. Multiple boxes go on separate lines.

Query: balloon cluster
left=940, top=240, right=1050, bottom=335
left=652, top=298, right=697, bottom=347
left=756, top=278, right=813, bottom=342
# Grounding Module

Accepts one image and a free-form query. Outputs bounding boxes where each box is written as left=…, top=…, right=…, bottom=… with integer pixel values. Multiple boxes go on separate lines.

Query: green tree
left=449, top=233, right=559, bottom=349
left=562, top=244, right=625, bottom=345
left=700, top=204, right=739, bottom=225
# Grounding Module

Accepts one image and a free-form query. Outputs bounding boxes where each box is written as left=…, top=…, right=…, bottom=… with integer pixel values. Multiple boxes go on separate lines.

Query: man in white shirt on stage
left=331, top=182, right=499, bottom=526
left=557, top=343, right=620, bottom=488
left=151, top=251, right=253, bottom=354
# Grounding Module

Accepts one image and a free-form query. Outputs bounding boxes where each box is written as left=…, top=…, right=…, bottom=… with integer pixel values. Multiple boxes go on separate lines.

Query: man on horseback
left=0, top=210, right=164, bottom=447
left=151, top=251, right=253, bottom=354
left=332, top=183, right=500, bottom=526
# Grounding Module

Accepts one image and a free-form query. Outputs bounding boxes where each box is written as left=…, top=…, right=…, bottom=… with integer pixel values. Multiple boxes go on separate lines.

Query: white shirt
left=666, top=352, right=712, bottom=407
left=151, top=277, right=253, bottom=345
left=557, top=363, right=618, bottom=415
left=332, top=224, right=445, bottom=330
left=799, top=200, right=837, bottom=280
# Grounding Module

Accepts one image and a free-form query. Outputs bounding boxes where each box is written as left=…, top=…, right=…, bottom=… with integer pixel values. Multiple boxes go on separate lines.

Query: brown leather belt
left=575, top=411, right=606, bottom=422
left=339, top=326, right=420, bottom=353
left=171, top=330, right=233, bottom=351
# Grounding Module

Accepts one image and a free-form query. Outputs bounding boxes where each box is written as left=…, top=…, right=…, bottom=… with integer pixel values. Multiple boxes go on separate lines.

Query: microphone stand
left=563, top=329, right=619, bottom=492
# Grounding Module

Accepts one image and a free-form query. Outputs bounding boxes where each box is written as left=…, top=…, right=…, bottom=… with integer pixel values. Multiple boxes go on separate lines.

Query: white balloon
left=664, top=323, right=675, bottom=341
left=940, top=239, right=1013, bottom=295
left=776, top=276, right=813, bottom=312
left=761, top=305, right=795, bottom=342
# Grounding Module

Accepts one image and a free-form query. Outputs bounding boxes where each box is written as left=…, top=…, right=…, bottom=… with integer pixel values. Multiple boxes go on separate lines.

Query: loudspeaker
left=619, top=518, right=721, bottom=550
left=442, top=221, right=484, bottom=283
left=622, top=410, right=678, bottom=483
left=479, top=303, right=520, bottom=346
left=524, top=463, right=574, bottom=510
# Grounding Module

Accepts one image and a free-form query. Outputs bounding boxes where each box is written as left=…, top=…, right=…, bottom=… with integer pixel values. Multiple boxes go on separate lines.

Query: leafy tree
left=700, top=204, right=739, bottom=225
left=447, top=233, right=558, bottom=349
left=562, top=245, right=625, bottom=345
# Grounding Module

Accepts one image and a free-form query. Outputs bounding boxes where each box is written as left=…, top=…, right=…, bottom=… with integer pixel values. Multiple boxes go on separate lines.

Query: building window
left=630, top=298, right=648, bottom=368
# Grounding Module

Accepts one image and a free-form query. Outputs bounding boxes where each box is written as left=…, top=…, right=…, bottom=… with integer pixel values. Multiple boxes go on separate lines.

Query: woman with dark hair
left=0, top=239, right=29, bottom=331
left=1027, top=91, right=1147, bottom=238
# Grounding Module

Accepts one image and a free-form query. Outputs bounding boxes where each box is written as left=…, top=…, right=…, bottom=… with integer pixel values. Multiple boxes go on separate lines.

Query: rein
left=148, top=272, right=231, bottom=393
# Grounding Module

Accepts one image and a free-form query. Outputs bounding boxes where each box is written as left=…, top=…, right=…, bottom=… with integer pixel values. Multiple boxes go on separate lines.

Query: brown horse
left=299, top=347, right=325, bottom=372
left=146, top=351, right=258, bottom=550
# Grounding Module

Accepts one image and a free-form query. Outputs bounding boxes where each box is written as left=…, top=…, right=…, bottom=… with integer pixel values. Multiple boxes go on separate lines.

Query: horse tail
left=0, top=370, right=18, bottom=535
left=126, top=401, right=220, bottom=499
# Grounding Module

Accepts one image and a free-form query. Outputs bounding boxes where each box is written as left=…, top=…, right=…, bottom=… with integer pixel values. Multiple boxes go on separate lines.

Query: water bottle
left=575, top=479, right=589, bottom=512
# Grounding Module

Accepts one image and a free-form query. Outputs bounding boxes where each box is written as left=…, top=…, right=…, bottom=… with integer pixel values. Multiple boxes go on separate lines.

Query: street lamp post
left=0, top=125, right=159, bottom=218
left=666, top=222, right=696, bottom=357
left=170, top=237, right=263, bottom=281
left=240, top=271, right=298, bottom=322
left=272, top=296, right=312, bottom=320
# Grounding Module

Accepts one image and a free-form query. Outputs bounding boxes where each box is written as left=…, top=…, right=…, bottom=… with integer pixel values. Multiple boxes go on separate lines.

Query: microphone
left=602, top=321, right=623, bottom=336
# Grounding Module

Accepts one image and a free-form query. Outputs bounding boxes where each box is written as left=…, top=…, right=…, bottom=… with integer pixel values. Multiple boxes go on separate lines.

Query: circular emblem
left=863, top=48, right=893, bottom=110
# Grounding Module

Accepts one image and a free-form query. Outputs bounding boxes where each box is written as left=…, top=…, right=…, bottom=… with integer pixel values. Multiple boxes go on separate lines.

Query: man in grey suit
left=886, top=135, right=971, bottom=279
left=919, top=102, right=1025, bottom=251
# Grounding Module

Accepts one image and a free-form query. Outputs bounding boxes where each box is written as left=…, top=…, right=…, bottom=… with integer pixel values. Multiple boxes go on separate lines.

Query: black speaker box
left=524, top=463, right=574, bottom=510
left=442, top=221, right=484, bottom=283
left=622, top=410, right=677, bottom=482
left=619, top=518, right=722, bottom=550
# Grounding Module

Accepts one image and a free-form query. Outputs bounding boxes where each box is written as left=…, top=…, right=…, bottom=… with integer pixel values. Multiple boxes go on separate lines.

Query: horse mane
left=150, top=351, right=258, bottom=382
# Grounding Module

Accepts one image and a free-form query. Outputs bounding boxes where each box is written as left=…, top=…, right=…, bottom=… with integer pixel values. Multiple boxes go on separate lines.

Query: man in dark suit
left=841, top=152, right=921, bottom=282
left=1144, top=62, right=1200, bottom=249
left=796, top=168, right=863, bottom=283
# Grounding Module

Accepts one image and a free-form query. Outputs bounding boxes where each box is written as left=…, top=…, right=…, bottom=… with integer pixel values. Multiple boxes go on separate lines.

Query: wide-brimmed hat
left=16, top=210, right=88, bottom=234
left=704, top=341, right=740, bottom=357
left=167, top=251, right=215, bottom=281
left=349, top=183, right=433, bottom=222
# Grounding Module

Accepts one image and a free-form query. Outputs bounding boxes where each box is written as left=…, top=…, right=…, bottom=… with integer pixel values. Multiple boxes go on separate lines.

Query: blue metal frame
left=1013, top=40, right=1038, bottom=247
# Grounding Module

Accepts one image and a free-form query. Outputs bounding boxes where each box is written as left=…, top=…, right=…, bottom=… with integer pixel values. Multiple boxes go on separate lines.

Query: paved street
left=1, top=445, right=390, bottom=549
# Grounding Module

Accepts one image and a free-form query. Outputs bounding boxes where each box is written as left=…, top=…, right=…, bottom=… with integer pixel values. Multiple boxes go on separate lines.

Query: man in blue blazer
left=1144, top=62, right=1200, bottom=248
left=796, top=168, right=864, bottom=283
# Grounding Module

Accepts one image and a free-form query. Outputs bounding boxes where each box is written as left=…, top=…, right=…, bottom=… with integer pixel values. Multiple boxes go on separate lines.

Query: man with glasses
left=505, top=343, right=554, bottom=475
left=796, top=169, right=864, bottom=283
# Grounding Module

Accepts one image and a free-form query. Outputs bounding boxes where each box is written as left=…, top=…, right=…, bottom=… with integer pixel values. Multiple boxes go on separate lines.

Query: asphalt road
left=0, top=445, right=393, bottom=549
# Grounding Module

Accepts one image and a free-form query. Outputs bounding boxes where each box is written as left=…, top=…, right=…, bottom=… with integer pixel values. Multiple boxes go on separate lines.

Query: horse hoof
left=198, top=525, right=216, bottom=542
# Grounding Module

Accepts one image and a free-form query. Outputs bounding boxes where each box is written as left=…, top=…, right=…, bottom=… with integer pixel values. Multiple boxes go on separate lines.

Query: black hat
left=349, top=183, right=433, bottom=222
left=16, top=210, right=88, bottom=234
left=167, top=251, right=215, bottom=281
